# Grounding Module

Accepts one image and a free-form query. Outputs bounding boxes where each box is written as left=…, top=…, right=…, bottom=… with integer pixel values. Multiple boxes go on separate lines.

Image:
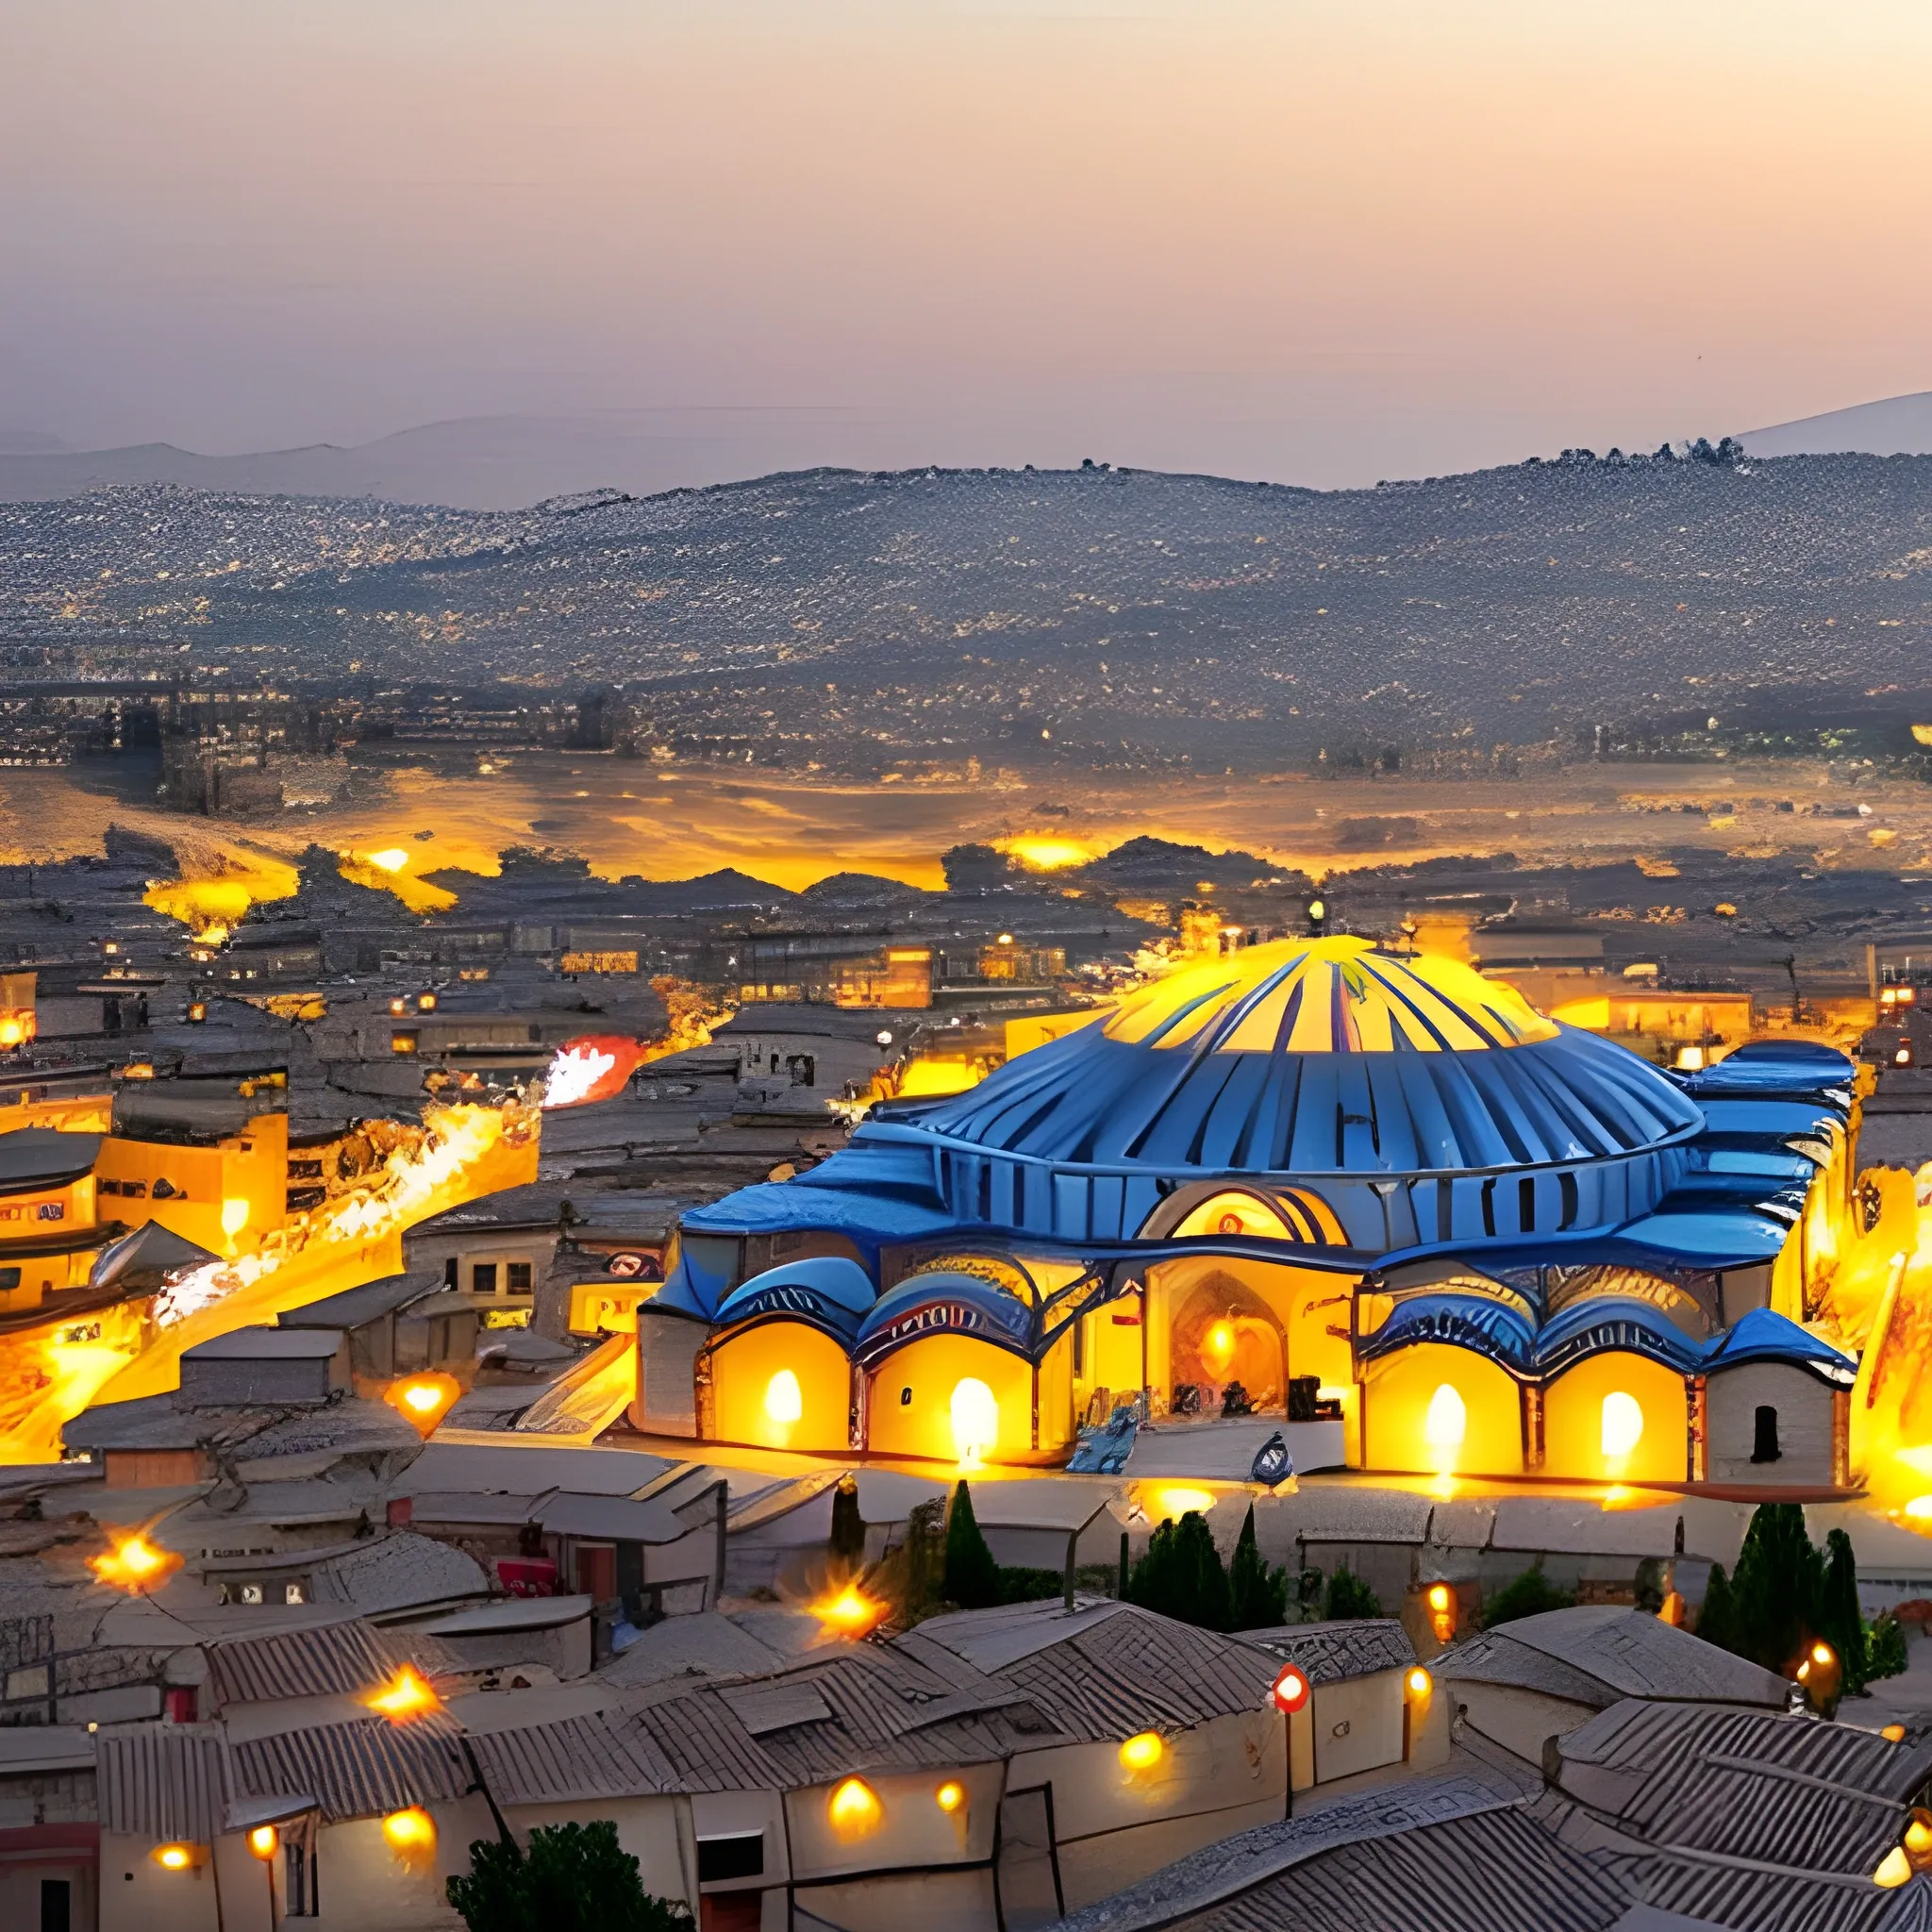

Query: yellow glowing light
left=1003, top=837, right=1095, bottom=872
left=0, top=1018, right=23, bottom=1047
left=1812, top=1642, right=1835, bottom=1667
left=387, top=1373, right=459, bottom=1433
left=950, top=1376, right=999, bottom=1467
left=764, top=1369, right=804, bottom=1424
left=1426, top=1584, right=1454, bottom=1615
left=828, top=1777, right=882, bottom=1834
left=365, top=848, right=410, bottom=874
left=1601, top=1391, right=1644, bottom=1461
left=1119, top=1731, right=1165, bottom=1771
left=1205, top=1321, right=1237, bottom=1369
left=1884, top=1724, right=1907, bottom=1743
left=90, top=1533, right=182, bottom=1593
left=1406, top=1667, right=1432, bottom=1701
left=383, top=1807, right=437, bottom=1851
left=1906, top=1815, right=1932, bottom=1858
left=366, top=1664, right=441, bottom=1723
left=812, top=1585, right=887, bottom=1638
left=1307, top=899, right=1325, bottom=923
left=1424, top=1383, right=1467, bottom=1461
left=154, top=1845, right=195, bottom=1871
left=1154, top=1486, right=1215, bottom=1520
left=220, top=1196, right=250, bottom=1239
left=1905, top=1496, right=1932, bottom=1521
left=1875, top=1845, right=1912, bottom=1888
left=936, top=1780, right=966, bottom=1814
left=248, top=1825, right=278, bottom=1860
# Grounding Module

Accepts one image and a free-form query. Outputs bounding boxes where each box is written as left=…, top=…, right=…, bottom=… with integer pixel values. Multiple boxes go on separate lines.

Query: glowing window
left=1424, top=1383, right=1467, bottom=1455
left=950, top=1378, right=998, bottom=1464
left=764, top=1370, right=804, bottom=1424
left=1601, top=1391, right=1644, bottom=1460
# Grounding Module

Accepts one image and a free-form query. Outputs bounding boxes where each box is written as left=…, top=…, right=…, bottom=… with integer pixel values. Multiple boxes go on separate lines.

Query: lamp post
left=248, top=1824, right=277, bottom=1932
left=1270, top=1662, right=1310, bottom=1818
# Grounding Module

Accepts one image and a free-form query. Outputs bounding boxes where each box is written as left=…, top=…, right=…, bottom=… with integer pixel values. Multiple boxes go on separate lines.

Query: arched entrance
left=1167, top=1269, right=1287, bottom=1411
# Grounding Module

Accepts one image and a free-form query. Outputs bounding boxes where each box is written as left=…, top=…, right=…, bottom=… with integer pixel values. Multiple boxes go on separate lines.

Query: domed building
left=639, top=937, right=1858, bottom=1484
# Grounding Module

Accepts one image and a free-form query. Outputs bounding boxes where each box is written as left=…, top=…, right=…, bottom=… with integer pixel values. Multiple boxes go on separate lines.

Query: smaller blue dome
left=1533, top=1296, right=1705, bottom=1375
left=854, top=1271, right=1036, bottom=1368
left=1357, top=1293, right=1538, bottom=1376
left=713, top=1257, right=878, bottom=1341
left=1705, top=1307, right=1856, bottom=1386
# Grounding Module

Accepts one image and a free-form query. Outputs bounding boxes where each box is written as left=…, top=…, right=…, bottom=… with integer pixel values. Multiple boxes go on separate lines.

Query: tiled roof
left=1055, top=1770, right=1535, bottom=1932
left=97, top=1724, right=227, bottom=1840
left=1441, top=1608, right=1788, bottom=1707
left=208, top=1617, right=440, bottom=1707
left=1544, top=1699, right=1932, bottom=1932
left=1240, top=1618, right=1415, bottom=1686
left=230, top=1713, right=472, bottom=1823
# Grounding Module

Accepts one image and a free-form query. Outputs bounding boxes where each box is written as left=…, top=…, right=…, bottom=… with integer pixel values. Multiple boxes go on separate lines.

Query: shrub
left=1479, top=1563, right=1574, bottom=1628
left=1322, top=1563, right=1382, bottom=1621
left=447, top=1821, right=691, bottom=1932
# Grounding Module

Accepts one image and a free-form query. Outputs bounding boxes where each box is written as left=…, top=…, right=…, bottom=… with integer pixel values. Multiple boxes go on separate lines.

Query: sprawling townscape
left=9, top=713, right=1932, bottom=1929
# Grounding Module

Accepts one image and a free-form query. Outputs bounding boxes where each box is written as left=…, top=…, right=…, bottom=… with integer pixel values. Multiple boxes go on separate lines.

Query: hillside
left=3, top=450, right=1930, bottom=770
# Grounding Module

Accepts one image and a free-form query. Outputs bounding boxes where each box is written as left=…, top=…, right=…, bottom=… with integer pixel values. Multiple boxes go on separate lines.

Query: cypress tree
left=1228, top=1505, right=1291, bottom=1630
left=1728, top=1503, right=1822, bottom=1674
left=1126, top=1511, right=1233, bottom=1630
left=1697, top=1562, right=1735, bottom=1653
left=942, top=1480, right=1001, bottom=1610
left=1817, top=1528, right=1867, bottom=1693
left=1174, top=1511, right=1232, bottom=1632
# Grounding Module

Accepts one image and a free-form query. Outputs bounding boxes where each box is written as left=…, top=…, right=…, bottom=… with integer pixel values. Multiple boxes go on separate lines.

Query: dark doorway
left=1752, top=1405, right=1781, bottom=1463
left=42, top=1878, right=71, bottom=1932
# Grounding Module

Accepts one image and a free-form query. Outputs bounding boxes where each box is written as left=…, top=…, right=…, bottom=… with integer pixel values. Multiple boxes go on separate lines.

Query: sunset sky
left=3, top=0, right=1927, bottom=487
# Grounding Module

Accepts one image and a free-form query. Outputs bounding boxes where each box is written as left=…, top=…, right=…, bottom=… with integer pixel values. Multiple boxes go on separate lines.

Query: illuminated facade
left=641, top=937, right=1861, bottom=1483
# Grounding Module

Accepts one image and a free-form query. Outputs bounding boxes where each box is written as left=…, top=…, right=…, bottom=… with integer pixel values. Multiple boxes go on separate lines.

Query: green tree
left=1727, top=1503, right=1822, bottom=1674
left=1227, top=1506, right=1291, bottom=1630
left=1322, top=1563, right=1382, bottom=1621
left=447, top=1821, right=691, bottom=1932
left=1126, top=1511, right=1231, bottom=1630
left=1479, top=1563, right=1574, bottom=1629
left=1696, top=1562, right=1735, bottom=1652
left=1817, top=1528, right=1869, bottom=1693
left=943, top=1481, right=1001, bottom=1610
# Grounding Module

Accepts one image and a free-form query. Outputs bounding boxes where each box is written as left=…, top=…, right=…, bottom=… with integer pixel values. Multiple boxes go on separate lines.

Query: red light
left=1270, top=1662, right=1311, bottom=1715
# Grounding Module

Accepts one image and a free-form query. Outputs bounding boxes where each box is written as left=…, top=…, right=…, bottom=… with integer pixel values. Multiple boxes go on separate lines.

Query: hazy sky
left=3, top=0, right=1929, bottom=487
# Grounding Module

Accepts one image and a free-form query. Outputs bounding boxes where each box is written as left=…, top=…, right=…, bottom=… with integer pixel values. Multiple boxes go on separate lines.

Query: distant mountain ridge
left=4, top=450, right=1930, bottom=768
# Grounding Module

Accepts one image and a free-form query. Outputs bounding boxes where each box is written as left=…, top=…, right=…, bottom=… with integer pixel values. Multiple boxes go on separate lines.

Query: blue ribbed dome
left=905, top=938, right=1702, bottom=1176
